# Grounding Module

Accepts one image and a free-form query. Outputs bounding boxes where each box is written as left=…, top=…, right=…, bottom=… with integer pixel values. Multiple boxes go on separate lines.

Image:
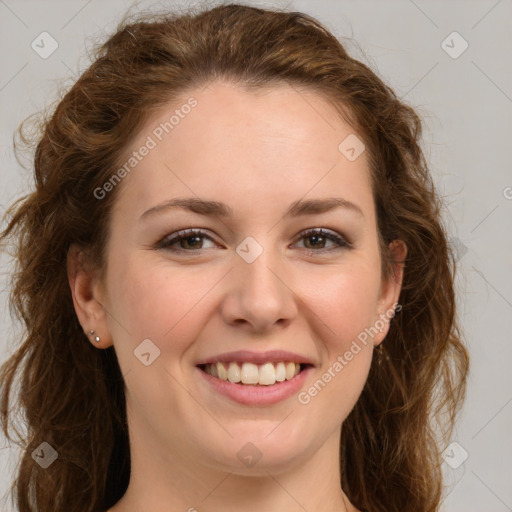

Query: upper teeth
left=204, top=361, right=301, bottom=385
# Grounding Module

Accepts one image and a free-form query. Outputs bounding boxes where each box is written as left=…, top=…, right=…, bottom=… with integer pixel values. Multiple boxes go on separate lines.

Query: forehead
left=111, top=80, right=374, bottom=223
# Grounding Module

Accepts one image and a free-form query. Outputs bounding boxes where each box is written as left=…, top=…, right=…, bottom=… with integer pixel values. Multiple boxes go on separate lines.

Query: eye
left=293, top=228, right=352, bottom=254
left=156, top=229, right=217, bottom=253
left=156, top=227, right=352, bottom=255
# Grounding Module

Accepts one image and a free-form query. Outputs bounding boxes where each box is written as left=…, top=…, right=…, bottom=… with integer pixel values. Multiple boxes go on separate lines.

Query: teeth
left=275, top=362, right=286, bottom=382
left=241, top=363, right=259, bottom=384
left=286, top=361, right=296, bottom=380
left=259, top=363, right=276, bottom=385
left=216, top=362, right=227, bottom=381
left=203, top=361, right=303, bottom=385
left=227, top=362, right=241, bottom=383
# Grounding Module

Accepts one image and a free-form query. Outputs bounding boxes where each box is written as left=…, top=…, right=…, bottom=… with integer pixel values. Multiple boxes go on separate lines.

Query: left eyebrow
left=286, top=197, right=364, bottom=218
left=139, top=196, right=364, bottom=221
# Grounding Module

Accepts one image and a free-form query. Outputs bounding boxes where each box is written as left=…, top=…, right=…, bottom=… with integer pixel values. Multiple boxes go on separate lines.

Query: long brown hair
left=0, top=3, right=469, bottom=511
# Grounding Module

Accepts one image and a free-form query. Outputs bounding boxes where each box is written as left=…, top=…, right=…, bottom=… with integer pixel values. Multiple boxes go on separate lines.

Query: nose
left=220, top=245, right=298, bottom=334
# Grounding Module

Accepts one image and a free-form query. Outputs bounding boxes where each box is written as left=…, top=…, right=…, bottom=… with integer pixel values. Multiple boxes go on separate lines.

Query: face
left=72, top=80, right=404, bottom=476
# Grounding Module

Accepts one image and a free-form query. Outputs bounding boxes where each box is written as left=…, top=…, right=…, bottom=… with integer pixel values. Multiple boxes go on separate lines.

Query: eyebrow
left=139, top=196, right=364, bottom=221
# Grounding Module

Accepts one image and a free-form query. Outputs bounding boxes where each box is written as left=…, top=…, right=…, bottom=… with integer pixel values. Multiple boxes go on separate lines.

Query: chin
left=197, top=431, right=314, bottom=476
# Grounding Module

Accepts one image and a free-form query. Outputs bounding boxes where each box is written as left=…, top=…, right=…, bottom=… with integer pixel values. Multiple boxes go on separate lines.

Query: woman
left=0, top=3, right=469, bottom=512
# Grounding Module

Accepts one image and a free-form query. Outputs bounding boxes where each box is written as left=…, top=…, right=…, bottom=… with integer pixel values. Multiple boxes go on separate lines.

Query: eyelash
left=156, top=228, right=352, bottom=256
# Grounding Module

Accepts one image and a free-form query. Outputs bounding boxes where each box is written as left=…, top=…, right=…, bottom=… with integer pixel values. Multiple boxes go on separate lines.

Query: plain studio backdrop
left=0, top=1, right=511, bottom=511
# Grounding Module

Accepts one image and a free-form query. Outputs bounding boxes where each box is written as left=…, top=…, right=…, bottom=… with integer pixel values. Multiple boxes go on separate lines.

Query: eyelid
left=156, top=227, right=352, bottom=254
left=294, top=228, right=352, bottom=250
left=156, top=228, right=215, bottom=250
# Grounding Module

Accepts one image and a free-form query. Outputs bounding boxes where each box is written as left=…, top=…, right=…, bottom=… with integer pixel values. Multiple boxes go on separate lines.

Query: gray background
left=0, top=1, right=511, bottom=511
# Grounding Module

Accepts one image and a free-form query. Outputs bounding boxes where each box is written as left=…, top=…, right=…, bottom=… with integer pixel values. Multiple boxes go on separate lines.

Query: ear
left=67, top=243, right=113, bottom=348
left=373, top=239, right=407, bottom=345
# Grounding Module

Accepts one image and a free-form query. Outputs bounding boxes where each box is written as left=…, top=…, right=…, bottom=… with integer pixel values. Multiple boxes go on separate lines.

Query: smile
left=196, top=362, right=313, bottom=406
left=199, top=361, right=309, bottom=385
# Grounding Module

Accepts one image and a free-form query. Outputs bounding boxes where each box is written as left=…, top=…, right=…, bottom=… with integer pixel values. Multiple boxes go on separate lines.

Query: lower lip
left=196, top=366, right=313, bottom=406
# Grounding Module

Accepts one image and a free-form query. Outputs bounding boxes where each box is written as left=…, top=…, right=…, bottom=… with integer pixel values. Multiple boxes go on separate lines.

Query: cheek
left=105, top=256, right=223, bottom=362
left=300, top=344, right=373, bottom=433
left=298, top=268, right=378, bottom=414
left=310, top=264, right=381, bottom=343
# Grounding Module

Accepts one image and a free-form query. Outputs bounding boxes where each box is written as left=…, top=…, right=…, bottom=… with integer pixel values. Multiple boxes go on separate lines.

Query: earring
left=88, top=330, right=100, bottom=343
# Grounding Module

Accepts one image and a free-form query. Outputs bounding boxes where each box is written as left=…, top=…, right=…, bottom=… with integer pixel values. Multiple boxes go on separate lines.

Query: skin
left=68, top=80, right=406, bottom=512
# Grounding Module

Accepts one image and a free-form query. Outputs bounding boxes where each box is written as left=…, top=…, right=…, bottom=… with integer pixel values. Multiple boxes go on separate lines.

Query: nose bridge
left=223, top=234, right=297, bottom=331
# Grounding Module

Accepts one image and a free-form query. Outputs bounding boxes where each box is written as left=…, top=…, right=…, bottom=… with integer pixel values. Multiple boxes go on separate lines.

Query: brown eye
left=156, top=227, right=352, bottom=256
left=157, top=229, right=216, bottom=252
left=295, top=228, right=351, bottom=254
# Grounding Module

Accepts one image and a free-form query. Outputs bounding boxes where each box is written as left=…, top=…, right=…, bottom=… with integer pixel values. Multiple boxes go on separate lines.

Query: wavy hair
left=0, top=3, right=469, bottom=512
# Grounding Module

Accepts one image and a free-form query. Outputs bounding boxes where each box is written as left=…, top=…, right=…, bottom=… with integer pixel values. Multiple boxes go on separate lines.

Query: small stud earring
left=88, top=330, right=100, bottom=343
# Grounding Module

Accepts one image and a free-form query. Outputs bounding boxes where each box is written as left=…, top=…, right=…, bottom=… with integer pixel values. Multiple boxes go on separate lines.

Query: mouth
left=196, top=360, right=314, bottom=406
left=194, top=349, right=316, bottom=405
left=197, top=361, right=314, bottom=386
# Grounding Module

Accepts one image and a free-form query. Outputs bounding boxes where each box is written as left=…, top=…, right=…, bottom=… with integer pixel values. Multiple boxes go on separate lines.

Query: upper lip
left=196, top=350, right=315, bottom=366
